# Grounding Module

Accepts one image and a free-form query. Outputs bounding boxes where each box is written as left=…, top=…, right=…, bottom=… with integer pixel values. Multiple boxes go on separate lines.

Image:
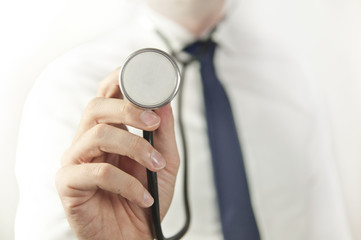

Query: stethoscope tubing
left=143, top=131, right=164, bottom=239
left=143, top=62, right=191, bottom=240
left=120, top=45, right=197, bottom=240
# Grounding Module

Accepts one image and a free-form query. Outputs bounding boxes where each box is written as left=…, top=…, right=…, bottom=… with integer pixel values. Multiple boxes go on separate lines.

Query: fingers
left=56, top=163, right=154, bottom=208
left=75, top=97, right=160, bottom=140
left=64, top=124, right=166, bottom=172
left=153, top=104, right=180, bottom=172
left=97, top=67, right=122, bottom=98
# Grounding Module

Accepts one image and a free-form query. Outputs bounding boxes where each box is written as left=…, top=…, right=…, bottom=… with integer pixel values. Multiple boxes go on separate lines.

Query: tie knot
left=182, top=39, right=217, bottom=60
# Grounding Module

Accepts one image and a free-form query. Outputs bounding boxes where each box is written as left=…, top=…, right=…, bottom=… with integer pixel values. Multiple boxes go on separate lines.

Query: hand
left=56, top=68, right=180, bottom=240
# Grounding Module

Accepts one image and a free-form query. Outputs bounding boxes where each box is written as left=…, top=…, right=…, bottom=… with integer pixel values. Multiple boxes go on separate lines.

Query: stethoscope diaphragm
left=119, top=48, right=181, bottom=109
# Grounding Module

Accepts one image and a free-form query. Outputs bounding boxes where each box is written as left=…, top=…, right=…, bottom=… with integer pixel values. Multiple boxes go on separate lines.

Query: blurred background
left=0, top=0, right=360, bottom=239
left=0, top=0, right=138, bottom=239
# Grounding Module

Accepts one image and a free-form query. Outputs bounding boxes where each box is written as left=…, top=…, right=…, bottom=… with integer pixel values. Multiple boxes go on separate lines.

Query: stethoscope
left=119, top=48, right=191, bottom=240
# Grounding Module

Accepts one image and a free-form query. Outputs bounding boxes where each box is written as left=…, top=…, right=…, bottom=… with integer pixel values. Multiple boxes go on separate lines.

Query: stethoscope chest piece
left=118, top=48, right=188, bottom=240
left=119, top=48, right=181, bottom=109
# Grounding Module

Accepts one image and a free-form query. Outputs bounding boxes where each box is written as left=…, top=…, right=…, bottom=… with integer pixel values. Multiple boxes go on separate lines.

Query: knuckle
left=119, top=100, right=136, bottom=117
left=85, top=97, right=103, bottom=119
left=91, top=123, right=109, bottom=139
left=128, top=136, right=152, bottom=164
left=118, top=100, right=142, bottom=125
left=94, top=163, right=112, bottom=180
left=88, top=97, right=103, bottom=109
left=119, top=99, right=129, bottom=115
left=124, top=178, right=142, bottom=200
left=129, top=136, right=144, bottom=155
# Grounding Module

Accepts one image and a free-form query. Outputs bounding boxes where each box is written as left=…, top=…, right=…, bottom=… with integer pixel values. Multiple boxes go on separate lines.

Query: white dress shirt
left=15, top=1, right=361, bottom=240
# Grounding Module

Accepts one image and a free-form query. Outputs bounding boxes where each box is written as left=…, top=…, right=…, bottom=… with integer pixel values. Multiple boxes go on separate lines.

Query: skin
left=56, top=68, right=179, bottom=240
left=146, top=0, right=226, bottom=36
left=56, top=1, right=225, bottom=239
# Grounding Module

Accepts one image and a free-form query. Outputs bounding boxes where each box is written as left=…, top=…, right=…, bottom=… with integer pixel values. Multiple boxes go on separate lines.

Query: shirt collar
left=141, top=0, right=239, bottom=53
left=144, top=5, right=195, bottom=53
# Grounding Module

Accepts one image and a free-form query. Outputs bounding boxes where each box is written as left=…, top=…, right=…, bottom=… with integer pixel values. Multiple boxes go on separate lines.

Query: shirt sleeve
left=14, top=50, right=102, bottom=240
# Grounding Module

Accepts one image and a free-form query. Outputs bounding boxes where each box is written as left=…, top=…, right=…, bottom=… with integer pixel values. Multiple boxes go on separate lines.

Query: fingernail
left=144, top=191, right=154, bottom=207
left=140, top=110, right=160, bottom=126
left=151, top=150, right=166, bottom=169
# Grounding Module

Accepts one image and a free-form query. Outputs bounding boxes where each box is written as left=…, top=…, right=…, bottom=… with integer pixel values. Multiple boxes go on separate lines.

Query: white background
left=0, top=0, right=138, bottom=239
left=0, top=0, right=361, bottom=239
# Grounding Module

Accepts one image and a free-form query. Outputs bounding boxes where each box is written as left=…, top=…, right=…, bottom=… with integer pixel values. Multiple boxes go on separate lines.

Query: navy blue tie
left=183, top=40, right=260, bottom=240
